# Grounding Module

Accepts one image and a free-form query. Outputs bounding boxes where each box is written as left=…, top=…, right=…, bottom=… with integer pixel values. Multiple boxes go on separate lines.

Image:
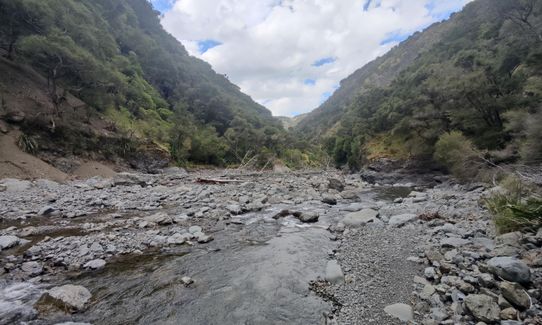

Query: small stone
left=181, top=276, right=194, bottom=286
left=38, top=206, right=56, bottom=216
left=226, top=204, right=242, bottom=215
left=384, top=303, right=413, bottom=322
left=21, top=261, right=43, bottom=276
left=325, top=260, right=344, bottom=284
left=328, top=178, right=345, bottom=192
left=188, top=226, right=203, bottom=234
left=425, top=267, right=437, bottom=280
left=440, top=237, right=471, bottom=248
left=83, top=259, right=106, bottom=270
left=499, top=307, right=518, bottom=320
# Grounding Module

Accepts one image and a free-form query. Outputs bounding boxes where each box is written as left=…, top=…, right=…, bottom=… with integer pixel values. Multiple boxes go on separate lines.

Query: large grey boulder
left=325, top=260, right=344, bottom=284
left=384, top=303, right=413, bottom=322
left=487, top=257, right=531, bottom=284
left=84, top=259, right=106, bottom=270
left=328, top=178, right=345, bottom=192
left=296, top=211, right=319, bottom=223
left=464, top=294, right=501, bottom=322
left=21, top=261, right=43, bottom=276
left=43, top=285, right=92, bottom=311
left=342, top=209, right=379, bottom=227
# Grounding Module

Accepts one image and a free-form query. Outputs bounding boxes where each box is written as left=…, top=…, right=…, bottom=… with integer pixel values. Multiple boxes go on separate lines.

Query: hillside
left=296, top=0, right=542, bottom=169
left=0, top=0, right=289, bottom=171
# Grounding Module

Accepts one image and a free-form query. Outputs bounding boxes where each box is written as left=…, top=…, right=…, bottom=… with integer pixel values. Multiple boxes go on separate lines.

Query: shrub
left=485, top=176, right=542, bottom=233
left=433, top=131, right=480, bottom=180
left=17, top=133, right=38, bottom=154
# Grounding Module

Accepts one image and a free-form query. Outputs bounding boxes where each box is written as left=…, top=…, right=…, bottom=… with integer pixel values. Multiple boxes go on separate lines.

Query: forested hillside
left=0, top=0, right=308, bottom=168
left=297, top=0, right=542, bottom=170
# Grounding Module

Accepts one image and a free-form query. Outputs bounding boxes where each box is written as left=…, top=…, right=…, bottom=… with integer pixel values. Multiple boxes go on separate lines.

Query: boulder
left=296, top=211, right=319, bottom=223
left=328, top=178, right=345, bottom=192
left=342, top=209, right=378, bottom=227
left=43, top=285, right=92, bottom=311
left=499, top=282, right=531, bottom=310
left=0, top=235, right=22, bottom=250
left=464, top=294, right=501, bottom=323
left=487, top=257, right=531, bottom=284
left=325, top=260, right=344, bottom=284
left=83, top=259, right=106, bottom=270
left=321, top=195, right=337, bottom=205
left=440, top=237, right=471, bottom=248
left=384, top=303, right=413, bottom=322
left=388, top=214, right=417, bottom=227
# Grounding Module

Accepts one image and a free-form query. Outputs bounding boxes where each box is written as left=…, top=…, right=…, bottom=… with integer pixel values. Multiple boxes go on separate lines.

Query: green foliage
left=485, top=176, right=542, bottom=233
left=300, top=0, right=542, bottom=171
left=1, top=0, right=317, bottom=167
left=434, top=131, right=481, bottom=180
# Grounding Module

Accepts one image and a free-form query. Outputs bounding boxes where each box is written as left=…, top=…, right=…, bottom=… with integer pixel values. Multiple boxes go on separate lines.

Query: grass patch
left=485, top=176, right=542, bottom=234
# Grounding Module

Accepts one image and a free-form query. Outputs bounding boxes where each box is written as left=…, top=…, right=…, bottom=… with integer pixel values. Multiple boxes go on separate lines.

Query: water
left=38, top=207, right=337, bottom=325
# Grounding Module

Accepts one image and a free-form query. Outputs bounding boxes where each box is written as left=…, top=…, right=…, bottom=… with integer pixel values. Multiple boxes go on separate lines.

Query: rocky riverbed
left=0, top=169, right=541, bottom=324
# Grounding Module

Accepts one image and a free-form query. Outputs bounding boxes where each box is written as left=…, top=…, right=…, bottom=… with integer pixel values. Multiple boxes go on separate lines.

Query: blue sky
left=156, top=0, right=473, bottom=116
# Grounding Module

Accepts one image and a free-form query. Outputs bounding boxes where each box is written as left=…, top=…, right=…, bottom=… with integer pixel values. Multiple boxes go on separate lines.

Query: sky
left=151, top=0, right=473, bottom=117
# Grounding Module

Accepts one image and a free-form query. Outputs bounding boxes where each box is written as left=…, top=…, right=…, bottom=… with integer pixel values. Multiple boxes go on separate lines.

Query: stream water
left=1, top=185, right=413, bottom=325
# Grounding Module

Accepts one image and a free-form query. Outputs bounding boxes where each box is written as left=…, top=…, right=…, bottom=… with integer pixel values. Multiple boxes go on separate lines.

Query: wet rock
left=195, top=233, right=213, bottom=244
left=500, top=282, right=531, bottom=310
left=181, top=276, right=194, bottom=286
left=464, top=294, right=501, bottom=323
left=500, top=321, right=523, bottom=325
left=487, top=257, right=531, bottom=284
left=383, top=303, right=413, bottom=322
left=38, top=206, right=57, bottom=216
left=328, top=178, right=345, bottom=192
left=42, top=285, right=92, bottom=311
left=424, top=267, right=437, bottom=280
left=84, top=259, right=106, bottom=270
left=321, top=195, right=337, bottom=205
left=325, top=260, right=344, bottom=284
left=54, top=322, right=92, bottom=325
left=342, top=209, right=378, bottom=227
left=296, top=211, right=319, bottom=223
left=0, top=235, right=23, bottom=250
left=21, top=261, right=43, bottom=276
left=388, top=214, right=417, bottom=227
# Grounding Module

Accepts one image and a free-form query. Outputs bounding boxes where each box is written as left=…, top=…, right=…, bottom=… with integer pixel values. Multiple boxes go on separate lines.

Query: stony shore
left=0, top=168, right=541, bottom=324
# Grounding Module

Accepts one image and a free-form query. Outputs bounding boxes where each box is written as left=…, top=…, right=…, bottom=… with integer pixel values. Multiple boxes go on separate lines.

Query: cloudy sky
left=151, top=0, right=473, bottom=117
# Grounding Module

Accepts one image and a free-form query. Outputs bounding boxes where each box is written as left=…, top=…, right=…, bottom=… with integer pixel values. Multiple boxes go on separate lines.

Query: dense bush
left=433, top=131, right=481, bottom=180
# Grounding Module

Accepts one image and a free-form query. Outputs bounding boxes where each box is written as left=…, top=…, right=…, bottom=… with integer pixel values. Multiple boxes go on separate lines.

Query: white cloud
left=160, top=0, right=473, bottom=116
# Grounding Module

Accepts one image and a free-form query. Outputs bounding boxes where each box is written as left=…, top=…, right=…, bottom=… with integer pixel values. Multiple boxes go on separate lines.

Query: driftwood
left=195, top=178, right=243, bottom=184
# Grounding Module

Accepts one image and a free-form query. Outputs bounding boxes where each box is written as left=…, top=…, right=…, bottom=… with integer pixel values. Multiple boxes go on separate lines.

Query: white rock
left=0, top=235, right=21, bottom=250
left=388, top=214, right=417, bottom=227
left=342, top=209, right=379, bottom=227
left=384, top=303, right=413, bottom=322
left=325, top=260, right=344, bottom=284
left=84, top=259, right=106, bottom=270
left=45, top=285, right=92, bottom=311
